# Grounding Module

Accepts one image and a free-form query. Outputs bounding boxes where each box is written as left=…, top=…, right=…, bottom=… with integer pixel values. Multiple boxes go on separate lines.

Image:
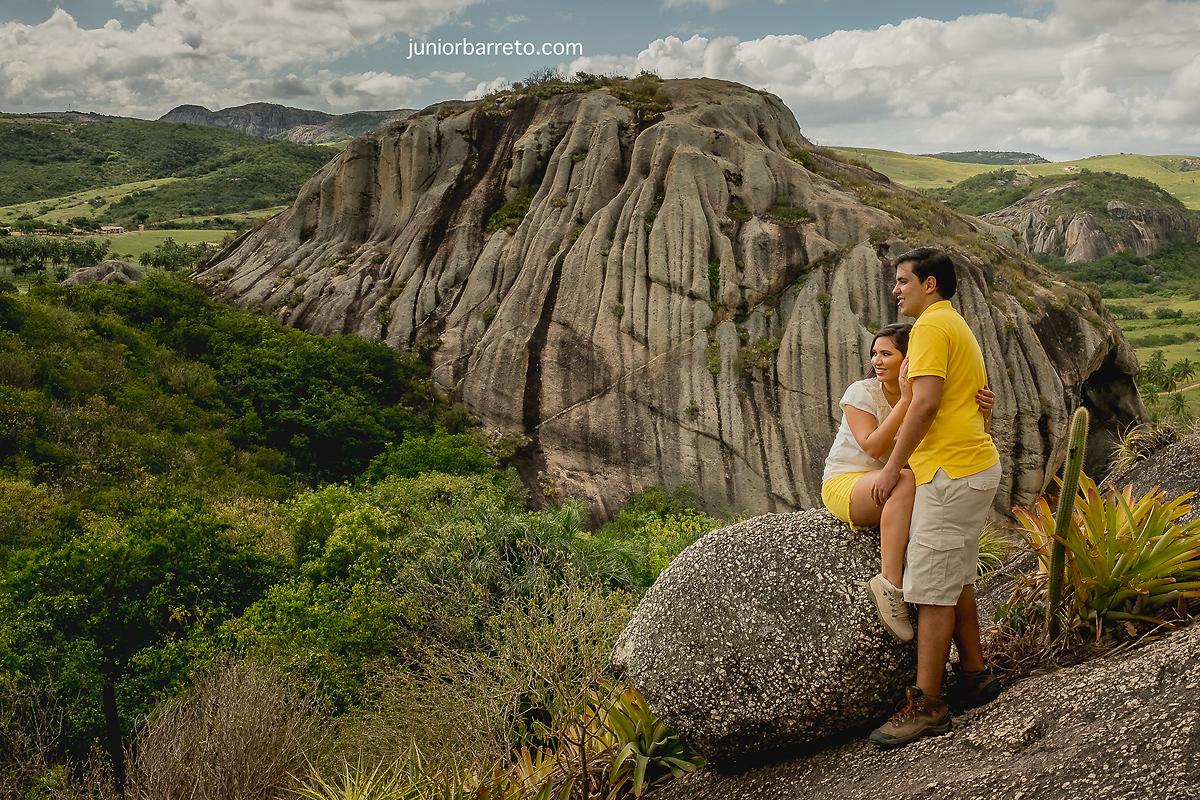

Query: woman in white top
left=822, top=323, right=992, bottom=641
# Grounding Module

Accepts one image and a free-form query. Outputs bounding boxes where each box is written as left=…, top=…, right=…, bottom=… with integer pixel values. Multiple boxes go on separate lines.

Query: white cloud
left=569, top=1, right=1200, bottom=159
left=464, top=76, right=510, bottom=100
left=662, top=0, right=751, bottom=10
left=0, top=0, right=483, bottom=116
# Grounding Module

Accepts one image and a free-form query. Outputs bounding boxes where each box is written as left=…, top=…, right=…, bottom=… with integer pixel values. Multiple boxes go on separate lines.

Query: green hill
left=832, top=147, right=1200, bottom=209
left=0, top=116, right=336, bottom=227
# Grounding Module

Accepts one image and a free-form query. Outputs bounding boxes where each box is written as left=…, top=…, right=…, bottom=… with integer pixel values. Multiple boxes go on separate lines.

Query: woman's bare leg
left=849, top=469, right=916, bottom=587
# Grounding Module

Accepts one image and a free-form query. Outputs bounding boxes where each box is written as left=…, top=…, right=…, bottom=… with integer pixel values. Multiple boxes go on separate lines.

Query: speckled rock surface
left=611, top=508, right=916, bottom=764
left=651, top=620, right=1200, bottom=800
left=1110, top=432, right=1200, bottom=523
left=643, top=439, right=1200, bottom=799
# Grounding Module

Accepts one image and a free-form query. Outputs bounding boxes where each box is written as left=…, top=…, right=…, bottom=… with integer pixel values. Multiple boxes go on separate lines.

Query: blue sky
left=3, top=1, right=1199, bottom=161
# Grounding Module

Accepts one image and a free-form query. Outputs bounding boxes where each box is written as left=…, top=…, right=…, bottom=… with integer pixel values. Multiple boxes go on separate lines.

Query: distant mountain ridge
left=922, top=150, right=1050, bottom=165
left=158, top=102, right=416, bottom=144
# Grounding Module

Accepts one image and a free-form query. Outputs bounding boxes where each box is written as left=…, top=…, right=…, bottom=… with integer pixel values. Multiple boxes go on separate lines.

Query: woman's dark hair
left=873, top=322, right=911, bottom=355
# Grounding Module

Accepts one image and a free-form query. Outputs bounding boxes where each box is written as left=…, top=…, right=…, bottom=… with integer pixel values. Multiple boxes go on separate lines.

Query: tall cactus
left=1047, top=407, right=1089, bottom=642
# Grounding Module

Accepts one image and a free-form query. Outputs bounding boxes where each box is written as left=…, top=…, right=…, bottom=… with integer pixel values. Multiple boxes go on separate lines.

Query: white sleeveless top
left=822, top=377, right=895, bottom=482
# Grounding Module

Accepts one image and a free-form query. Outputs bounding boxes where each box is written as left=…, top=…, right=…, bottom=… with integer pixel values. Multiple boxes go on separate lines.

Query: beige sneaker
left=867, top=573, right=913, bottom=642
left=869, top=686, right=952, bottom=748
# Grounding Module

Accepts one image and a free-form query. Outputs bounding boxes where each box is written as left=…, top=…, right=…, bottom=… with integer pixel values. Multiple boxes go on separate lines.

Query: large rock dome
left=195, top=77, right=1144, bottom=517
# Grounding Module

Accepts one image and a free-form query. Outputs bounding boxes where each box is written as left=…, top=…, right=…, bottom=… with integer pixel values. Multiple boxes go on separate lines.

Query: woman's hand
left=898, top=358, right=912, bottom=402
left=975, top=385, right=994, bottom=416
left=976, top=385, right=994, bottom=434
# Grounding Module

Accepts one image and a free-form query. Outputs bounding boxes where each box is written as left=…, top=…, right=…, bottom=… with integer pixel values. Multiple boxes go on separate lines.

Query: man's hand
left=872, top=464, right=902, bottom=505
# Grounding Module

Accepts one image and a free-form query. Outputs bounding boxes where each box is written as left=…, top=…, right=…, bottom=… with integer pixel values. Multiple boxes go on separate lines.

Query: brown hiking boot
left=951, top=663, right=1003, bottom=711
left=869, top=686, right=952, bottom=748
left=867, top=573, right=913, bottom=642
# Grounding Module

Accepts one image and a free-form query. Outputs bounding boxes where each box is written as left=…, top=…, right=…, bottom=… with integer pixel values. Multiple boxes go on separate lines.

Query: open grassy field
left=1107, top=297, right=1200, bottom=418
left=100, top=228, right=240, bottom=260
left=831, top=148, right=1200, bottom=209
left=1112, top=297, right=1200, bottom=366
left=0, top=177, right=184, bottom=225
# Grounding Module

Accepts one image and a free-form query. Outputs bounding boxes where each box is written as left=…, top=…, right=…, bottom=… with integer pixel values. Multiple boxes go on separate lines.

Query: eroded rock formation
left=983, top=182, right=1200, bottom=263
left=195, top=78, right=1144, bottom=518
left=62, top=259, right=143, bottom=286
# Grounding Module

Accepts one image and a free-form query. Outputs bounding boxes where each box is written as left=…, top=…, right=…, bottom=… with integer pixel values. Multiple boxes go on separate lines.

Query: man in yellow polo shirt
left=867, top=247, right=1002, bottom=748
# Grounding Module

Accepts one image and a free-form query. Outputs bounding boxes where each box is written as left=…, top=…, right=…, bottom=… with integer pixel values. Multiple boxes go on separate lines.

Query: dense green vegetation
left=0, top=118, right=333, bottom=227
left=0, top=277, right=722, bottom=798
left=0, top=235, right=110, bottom=279
left=1036, top=240, right=1200, bottom=299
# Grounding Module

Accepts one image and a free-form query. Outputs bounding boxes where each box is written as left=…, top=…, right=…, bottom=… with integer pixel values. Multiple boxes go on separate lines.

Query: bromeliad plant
left=1014, top=471, right=1200, bottom=636
left=599, top=685, right=703, bottom=798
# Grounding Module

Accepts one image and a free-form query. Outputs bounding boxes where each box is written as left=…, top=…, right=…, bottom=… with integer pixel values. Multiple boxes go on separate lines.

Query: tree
left=0, top=503, right=284, bottom=794
left=1171, top=357, right=1197, bottom=386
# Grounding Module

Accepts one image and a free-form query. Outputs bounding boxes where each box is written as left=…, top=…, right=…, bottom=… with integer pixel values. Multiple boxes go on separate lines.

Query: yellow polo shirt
left=905, top=300, right=999, bottom=485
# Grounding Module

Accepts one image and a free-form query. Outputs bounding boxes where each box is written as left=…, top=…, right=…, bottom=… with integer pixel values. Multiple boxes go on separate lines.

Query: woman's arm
left=845, top=367, right=912, bottom=460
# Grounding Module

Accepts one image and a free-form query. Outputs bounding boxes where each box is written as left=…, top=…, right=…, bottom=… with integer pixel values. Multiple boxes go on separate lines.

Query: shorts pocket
left=965, top=463, right=1001, bottom=492
left=911, top=529, right=965, bottom=552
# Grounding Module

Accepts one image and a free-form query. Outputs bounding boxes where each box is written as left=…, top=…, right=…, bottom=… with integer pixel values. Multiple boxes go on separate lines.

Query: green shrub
left=764, top=202, right=814, bottom=225
left=362, top=429, right=497, bottom=483
left=487, top=184, right=540, bottom=234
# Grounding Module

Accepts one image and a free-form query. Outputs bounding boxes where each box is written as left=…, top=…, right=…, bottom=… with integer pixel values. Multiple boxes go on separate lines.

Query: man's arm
left=870, top=374, right=944, bottom=504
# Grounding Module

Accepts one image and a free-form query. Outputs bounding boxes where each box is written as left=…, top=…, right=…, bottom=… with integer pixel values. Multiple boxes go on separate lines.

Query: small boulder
left=611, top=508, right=916, bottom=764
left=62, top=260, right=143, bottom=286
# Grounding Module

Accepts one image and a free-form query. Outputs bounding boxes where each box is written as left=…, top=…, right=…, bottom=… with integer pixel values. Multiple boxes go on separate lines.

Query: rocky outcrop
left=1109, top=431, right=1200, bottom=523
left=611, top=508, right=915, bottom=764
left=160, top=103, right=334, bottom=138
left=62, top=260, right=142, bottom=286
left=651, top=619, right=1200, bottom=800
left=282, top=110, right=416, bottom=144
left=194, top=78, right=1145, bottom=519
left=982, top=182, right=1200, bottom=263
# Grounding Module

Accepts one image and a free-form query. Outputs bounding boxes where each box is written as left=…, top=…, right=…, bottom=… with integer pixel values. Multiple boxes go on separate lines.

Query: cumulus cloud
left=0, top=0, right=482, bottom=116
left=661, top=0, right=752, bottom=10
left=464, top=76, right=511, bottom=100
left=569, top=0, right=1200, bottom=159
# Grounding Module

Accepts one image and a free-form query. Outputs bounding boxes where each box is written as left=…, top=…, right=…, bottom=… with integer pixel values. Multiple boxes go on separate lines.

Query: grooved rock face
left=610, top=508, right=916, bottom=764
left=195, top=78, right=1144, bottom=518
left=982, top=183, right=1200, bottom=263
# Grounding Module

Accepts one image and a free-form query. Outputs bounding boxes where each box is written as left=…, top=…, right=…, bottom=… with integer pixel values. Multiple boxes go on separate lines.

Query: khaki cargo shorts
left=902, top=462, right=1002, bottom=606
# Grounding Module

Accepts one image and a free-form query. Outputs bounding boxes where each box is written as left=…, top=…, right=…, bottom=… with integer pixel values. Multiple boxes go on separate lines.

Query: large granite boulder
left=641, top=417, right=1200, bottom=798
left=1109, top=431, right=1200, bottom=523
left=610, top=507, right=915, bottom=764
left=195, top=78, right=1145, bottom=520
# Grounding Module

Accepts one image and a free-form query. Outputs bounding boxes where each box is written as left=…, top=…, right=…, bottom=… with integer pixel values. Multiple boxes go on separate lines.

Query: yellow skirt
left=821, top=471, right=869, bottom=527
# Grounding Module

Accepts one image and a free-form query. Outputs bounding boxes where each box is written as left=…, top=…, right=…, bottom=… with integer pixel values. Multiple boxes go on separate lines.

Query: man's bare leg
left=915, top=603, right=956, bottom=697
left=952, top=584, right=986, bottom=673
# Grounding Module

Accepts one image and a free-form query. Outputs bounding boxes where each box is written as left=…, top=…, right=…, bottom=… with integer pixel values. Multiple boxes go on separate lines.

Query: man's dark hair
left=895, top=247, right=957, bottom=300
